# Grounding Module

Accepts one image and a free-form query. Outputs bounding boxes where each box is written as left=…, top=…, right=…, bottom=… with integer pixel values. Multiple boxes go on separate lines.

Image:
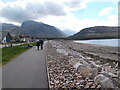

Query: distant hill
left=1, top=21, right=66, bottom=38
left=69, top=26, right=119, bottom=40
left=0, top=23, right=19, bottom=33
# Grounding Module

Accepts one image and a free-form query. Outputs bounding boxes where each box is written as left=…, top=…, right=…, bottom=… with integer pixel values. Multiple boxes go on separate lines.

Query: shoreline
left=64, top=40, right=119, bottom=62
left=46, top=40, right=120, bottom=89
left=74, top=41, right=119, bottom=47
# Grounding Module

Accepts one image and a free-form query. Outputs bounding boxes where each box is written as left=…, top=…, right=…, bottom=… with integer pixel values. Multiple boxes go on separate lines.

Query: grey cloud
left=65, top=2, right=81, bottom=8
left=1, top=1, right=66, bottom=23
left=2, top=5, right=32, bottom=23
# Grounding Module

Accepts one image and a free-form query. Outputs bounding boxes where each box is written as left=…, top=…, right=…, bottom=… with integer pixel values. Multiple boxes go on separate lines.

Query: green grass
left=1, top=43, right=36, bottom=65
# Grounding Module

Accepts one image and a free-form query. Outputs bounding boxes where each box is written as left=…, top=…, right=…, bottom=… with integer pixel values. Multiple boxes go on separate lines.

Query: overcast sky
left=0, top=0, right=119, bottom=32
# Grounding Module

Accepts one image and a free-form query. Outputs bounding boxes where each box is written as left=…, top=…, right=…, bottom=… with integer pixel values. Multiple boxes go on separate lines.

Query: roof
left=2, top=31, right=11, bottom=39
left=19, top=34, right=29, bottom=38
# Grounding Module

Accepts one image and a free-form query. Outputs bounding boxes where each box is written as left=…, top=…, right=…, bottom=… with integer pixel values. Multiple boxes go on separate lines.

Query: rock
left=100, top=71, right=118, bottom=78
left=117, top=71, right=120, bottom=77
left=89, top=61, right=102, bottom=72
left=70, top=58, right=90, bottom=69
left=110, top=78, right=120, bottom=88
left=90, top=68, right=98, bottom=79
left=94, top=74, right=115, bottom=88
left=50, top=81, right=54, bottom=85
left=108, top=72, right=118, bottom=78
left=77, top=65, right=92, bottom=78
left=68, top=53, right=80, bottom=58
left=91, top=84, right=96, bottom=88
left=104, top=66, right=116, bottom=74
left=56, top=49, right=69, bottom=55
left=80, top=84, right=84, bottom=89
left=87, top=81, right=93, bottom=86
left=96, top=60, right=101, bottom=64
left=89, top=61, right=97, bottom=68
left=69, top=58, right=80, bottom=66
left=79, top=80, right=85, bottom=84
left=100, top=71, right=111, bottom=78
left=85, top=84, right=90, bottom=88
left=97, top=66, right=102, bottom=72
left=79, top=59, right=90, bottom=67
left=96, top=85, right=101, bottom=88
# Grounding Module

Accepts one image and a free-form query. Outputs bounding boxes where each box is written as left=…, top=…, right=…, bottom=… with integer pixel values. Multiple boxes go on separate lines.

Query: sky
left=0, top=0, right=119, bottom=32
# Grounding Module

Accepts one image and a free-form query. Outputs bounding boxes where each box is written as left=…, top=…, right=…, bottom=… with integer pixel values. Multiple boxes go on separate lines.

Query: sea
left=74, top=39, right=120, bottom=47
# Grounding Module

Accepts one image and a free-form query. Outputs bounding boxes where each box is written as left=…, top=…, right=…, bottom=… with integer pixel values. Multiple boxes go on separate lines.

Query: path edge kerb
left=45, top=56, right=50, bottom=89
left=45, top=41, right=50, bottom=89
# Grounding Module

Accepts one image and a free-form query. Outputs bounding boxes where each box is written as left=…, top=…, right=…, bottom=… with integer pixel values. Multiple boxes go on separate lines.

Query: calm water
left=75, top=39, right=119, bottom=47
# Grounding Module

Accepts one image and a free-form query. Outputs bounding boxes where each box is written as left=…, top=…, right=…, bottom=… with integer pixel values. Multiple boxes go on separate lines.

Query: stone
left=108, top=72, right=118, bottom=78
left=100, top=71, right=111, bottom=78
left=87, top=81, right=93, bottom=86
left=68, top=53, right=80, bottom=58
left=79, top=59, right=90, bottom=67
left=89, top=61, right=102, bottom=72
left=80, top=84, right=84, bottom=89
left=117, top=71, right=120, bottom=77
left=90, top=84, right=96, bottom=88
left=56, top=49, right=69, bottom=56
left=50, top=81, right=54, bottom=85
left=96, top=60, right=101, bottom=64
left=96, top=85, right=101, bottom=88
left=89, top=61, right=97, bottom=68
left=90, top=68, right=98, bottom=79
left=77, top=65, right=92, bottom=78
left=104, top=66, right=116, bottom=74
left=79, top=80, right=85, bottom=84
left=94, top=74, right=115, bottom=88
left=85, top=85, right=90, bottom=88
left=97, top=66, right=102, bottom=72
left=69, top=58, right=80, bottom=67
left=100, top=71, right=118, bottom=78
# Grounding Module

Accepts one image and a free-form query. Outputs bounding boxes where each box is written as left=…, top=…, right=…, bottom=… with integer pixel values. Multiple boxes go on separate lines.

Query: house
left=1, top=31, right=12, bottom=44
left=19, top=34, right=32, bottom=43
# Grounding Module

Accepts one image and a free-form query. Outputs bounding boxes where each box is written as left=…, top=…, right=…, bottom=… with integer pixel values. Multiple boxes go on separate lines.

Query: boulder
left=56, top=49, right=69, bottom=55
left=79, top=59, right=90, bottom=67
left=103, top=66, right=116, bottom=74
left=77, top=65, right=92, bottom=78
left=90, top=68, right=98, bottom=79
left=68, top=53, right=80, bottom=58
left=69, top=58, right=90, bottom=69
left=94, top=74, right=115, bottom=88
left=69, top=58, right=80, bottom=66
left=89, top=61, right=102, bottom=72
left=100, top=71, right=118, bottom=78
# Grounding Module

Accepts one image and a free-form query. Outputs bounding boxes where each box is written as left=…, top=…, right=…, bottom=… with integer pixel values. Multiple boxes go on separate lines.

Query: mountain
left=0, top=23, right=19, bottom=33
left=69, top=26, right=119, bottom=39
left=13, top=20, right=65, bottom=38
left=62, top=30, right=77, bottom=36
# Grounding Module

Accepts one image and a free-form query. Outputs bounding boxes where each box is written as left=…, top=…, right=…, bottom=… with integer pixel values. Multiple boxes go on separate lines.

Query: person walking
left=36, top=41, right=40, bottom=50
left=39, top=39, right=44, bottom=50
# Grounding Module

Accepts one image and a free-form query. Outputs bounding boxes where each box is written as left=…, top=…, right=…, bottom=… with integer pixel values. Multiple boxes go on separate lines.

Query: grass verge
left=1, top=43, right=35, bottom=66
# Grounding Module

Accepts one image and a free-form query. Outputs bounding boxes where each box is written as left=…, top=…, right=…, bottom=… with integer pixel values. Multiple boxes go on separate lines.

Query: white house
left=2, top=31, right=12, bottom=44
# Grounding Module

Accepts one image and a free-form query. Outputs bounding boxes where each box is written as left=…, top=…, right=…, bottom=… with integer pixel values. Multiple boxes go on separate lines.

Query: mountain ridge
left=69, top=26, right=119, bottom=39
left=1, top=21, right=66, bottom=38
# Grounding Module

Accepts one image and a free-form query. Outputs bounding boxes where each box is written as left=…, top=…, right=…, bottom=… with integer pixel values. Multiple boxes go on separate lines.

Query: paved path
left=2, top=44, right=49, bottom=88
